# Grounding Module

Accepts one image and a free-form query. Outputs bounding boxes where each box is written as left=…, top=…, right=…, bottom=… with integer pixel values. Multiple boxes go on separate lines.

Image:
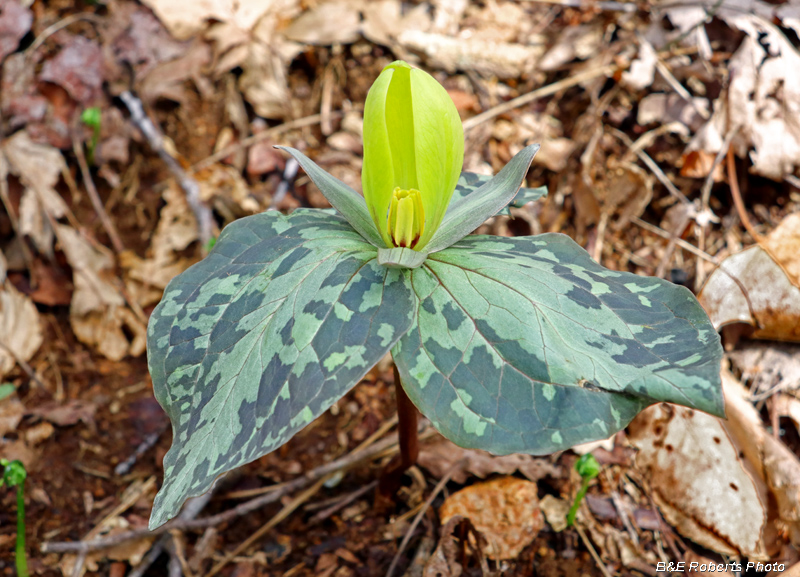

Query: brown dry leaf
left=439, top=476, right=544, bottom=560
left=0, top=0, right=33, bottom=61
left=397, top=30, right=545, bottom=79
left=424, top=516, right=487, bottom=577
left=538, top=24, right=604, bottom=71
left=39, top=36, right=103, bottom=104
left=419, top=438, right=559, bottom=484
left=698, top=214, right=800, bottom=342
left=539, top=494, right=569, bottom=532
left=638, top=93, right=709, bottom=132
left=139, top=0, right=273, bottom=40
left=722, top=370, right=800, bottom=548
left=621, top=39, right=657, bottom=91
left=728, top=342, right=800, bottom=400
left=0, top=391, right=24, bottom=437
left=2, top=131, right=69, bottom=256
left=628, top=403, right=770, bottom=559
left=122, top=185, right=199, bottom=308
left=57, top=226, right=146, bottom=360
left=138, top=39, right=212, bottom=103
left=284, top=1, right=361, bottom=45
left=686, top=24, right=800, bottom=179
left=28, top=399, right=96, bottom=428
left=0, top=282, right=43, bottom=379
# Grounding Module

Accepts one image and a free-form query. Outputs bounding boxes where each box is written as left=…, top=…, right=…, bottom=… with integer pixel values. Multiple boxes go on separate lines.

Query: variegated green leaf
left=451, top=172, right=548, bottom=211
left=392, top=234, right=723, bottom=455
left=147, top=209, right=414, bottom=528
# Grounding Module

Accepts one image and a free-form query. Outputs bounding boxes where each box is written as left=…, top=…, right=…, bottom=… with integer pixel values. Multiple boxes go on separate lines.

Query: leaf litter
left=2, top=0, right=800, bottom=575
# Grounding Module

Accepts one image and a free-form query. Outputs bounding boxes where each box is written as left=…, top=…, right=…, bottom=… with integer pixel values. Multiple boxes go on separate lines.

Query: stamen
left=388, top=187, right=425, bottom=248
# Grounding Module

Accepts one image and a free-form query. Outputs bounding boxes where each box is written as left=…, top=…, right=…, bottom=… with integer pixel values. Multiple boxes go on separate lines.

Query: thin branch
left=119, top=91, right=213, bottom=247
left=41, top=424, right=426, bottom=554
left=72, top=133, right=124, bottom=253
left=727, top=146, right=763, bottom=243
left=630, top=216, right=718, bottom=264
left=463, top=65, right=616, bottom=131
left=385, top=460, right=465, bottom=577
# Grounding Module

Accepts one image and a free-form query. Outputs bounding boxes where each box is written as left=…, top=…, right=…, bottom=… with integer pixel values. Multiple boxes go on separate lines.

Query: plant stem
left=393, top=363, right=419, bottom=469
left=377, top=363, right=420, bottom=503
left=16, top=483, right=28, bottom=577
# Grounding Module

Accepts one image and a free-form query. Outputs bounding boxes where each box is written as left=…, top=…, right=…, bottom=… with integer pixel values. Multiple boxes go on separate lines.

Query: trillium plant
left=147, top=61, right=724, bottom=528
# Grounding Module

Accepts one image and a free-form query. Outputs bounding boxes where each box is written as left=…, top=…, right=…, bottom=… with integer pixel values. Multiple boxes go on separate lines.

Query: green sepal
left=392, top=234, right=723, bottom=456
left=426, top=144, right=540, bottom=254
left=276, top=146, right=384, bottom=248
left=451, top=173, right=548, bottom=216
left=147, top=209, right=415, bottom=528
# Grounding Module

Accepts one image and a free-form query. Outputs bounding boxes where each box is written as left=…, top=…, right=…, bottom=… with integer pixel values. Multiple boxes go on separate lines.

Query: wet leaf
left=147, top=209, right=414, bottom=528
left=393, top=234, right=724, bottom=455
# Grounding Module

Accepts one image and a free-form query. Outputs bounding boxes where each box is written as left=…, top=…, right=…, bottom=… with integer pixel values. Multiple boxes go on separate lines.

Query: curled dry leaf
left=283, top=1, right=361, bottom=45
left=0, top=282, right=43, bottom=379
left=57, top=225, right=146, bottom=361
left=628, top=402, right=769, bottom=559
left=419, top=438, right=559, bottom=484
left=2, top=131, right=69, bottom=256
left=722, top=370, right=800, bottom=548
left=698, top=214, right=800, bottom=342
left=439, top=476, right=544, bottom=560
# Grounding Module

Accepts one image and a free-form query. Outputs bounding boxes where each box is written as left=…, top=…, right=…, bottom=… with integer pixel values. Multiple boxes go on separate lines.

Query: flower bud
left=362, top=61, right=464, bottom=251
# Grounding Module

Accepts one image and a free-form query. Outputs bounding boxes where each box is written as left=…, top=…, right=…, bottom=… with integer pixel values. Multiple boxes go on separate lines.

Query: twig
left=41, top=424, right=424, bottom=554
left=575, top=524, right=613, bottom=577
left=191, top=112, right=342, bottom=173
left=609, top=127, right=691, bottom=206
left=309, top=480, right=378, bottom=524
left=727, top=146, right=763, bottom=243
left=519, top=0, right=638, bottom=13
left=385, top=460, right=465, bottom=577
left=114, top=423, right=168, bottom=476
left=25, top=13, right=103, bottom=56
left=128, top=492, right=214, bottom=577
left=119, top=91, right=213, bottom=247
left=700, top=128, right=738, bottom=209
left=630, top=216, right=718, bottom=264
left=463, top=65, right=616, bottom=131
left=204, top=477, right=330, bottom=577
left=72, top=134, right=124, bottom=253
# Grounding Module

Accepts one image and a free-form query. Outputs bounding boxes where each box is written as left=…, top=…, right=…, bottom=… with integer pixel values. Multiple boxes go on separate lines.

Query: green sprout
left=81, top=106, right=102, bottom=164
left=145, top=61, right=724, bottom=529
left=205, top=236, right=217, bottom=251
left=1, top=459, right=28, bottom=577
left=567, top=453, right=601, bottom=526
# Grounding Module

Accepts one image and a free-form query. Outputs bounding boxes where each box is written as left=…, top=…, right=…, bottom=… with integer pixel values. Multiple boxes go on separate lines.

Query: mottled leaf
left=147, top=209, right=414, bottom=528
left=451, top=172, right=548, bottom=212
left=392, top=234, right=723, bottom=456
left=427, top=144, right=540, bottom=254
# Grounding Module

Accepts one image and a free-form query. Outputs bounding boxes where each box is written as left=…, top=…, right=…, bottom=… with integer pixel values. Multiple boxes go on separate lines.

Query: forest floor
left=1, top=0, right=800, bottom=576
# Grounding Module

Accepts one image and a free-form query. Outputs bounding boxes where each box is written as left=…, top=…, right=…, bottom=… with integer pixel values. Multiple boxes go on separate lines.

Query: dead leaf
left=722, top=370, right=800, bottom=548
left=728, top=342, right=800, bottom=400
left=2, top=131, right=69, bottom=256
left=538, top=24, right=603, bottom=71
left=0, top=391, right=24, bottom=437
left=419, top=438, right=559, bottom=484
left=621, top=39, right=657, bottom=91
left=139, top=0, right=274, bottom=40
left=0, top=282, right=43, bottom=379
left=39, top=36, right=104, bottom=104
left=397, top=29, right=544, bottom=79
left=638, top=93, right=709, bottom=132
left=424, top=516, right=487, bottom=577
left=698, top=214, right=800, bottom=342
left=628, top=403, right=769, bottom=559
left=25, top=421, right=54, bottom=445
left=539, top=494, right=569, bottom=532
left=284, top=2, right=361, bottom=45
left=0, top=0, right=33, bottom=61
left=439, top=476, right=544, bottom=560
left=57, top=225, right=146, bottom=360
left=28, top=399, right=96, bottom=428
